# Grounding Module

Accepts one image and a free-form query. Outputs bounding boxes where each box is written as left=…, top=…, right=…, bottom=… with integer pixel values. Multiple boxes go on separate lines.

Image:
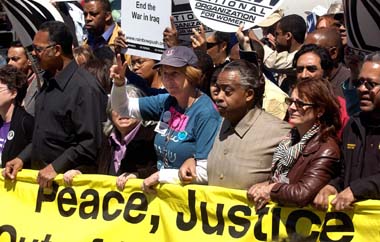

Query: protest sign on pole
left=122, top=0, right=171, bottom=60
left=189, top=0, right=285, bottom=33
left=172, top=0, right=213, bottom=45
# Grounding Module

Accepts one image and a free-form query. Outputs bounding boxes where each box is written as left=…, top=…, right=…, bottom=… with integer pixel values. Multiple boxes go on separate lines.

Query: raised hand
left=163, top=16, right=179, bottom=48
left=110, top=54, right=129, bottom=87
left=190, top=24, right=207, bottom=51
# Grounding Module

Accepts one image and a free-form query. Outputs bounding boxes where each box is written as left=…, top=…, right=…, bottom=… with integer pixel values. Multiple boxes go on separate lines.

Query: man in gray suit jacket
left=206, top=60, right=290, bottom=190
left=179, top=59, right=290, bottom=189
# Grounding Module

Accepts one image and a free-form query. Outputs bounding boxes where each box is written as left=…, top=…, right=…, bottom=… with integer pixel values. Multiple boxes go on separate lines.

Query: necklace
left=162, top=89, right=201, bottom=167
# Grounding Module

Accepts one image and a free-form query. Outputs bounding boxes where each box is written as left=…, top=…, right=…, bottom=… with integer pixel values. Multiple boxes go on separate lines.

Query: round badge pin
left=177, top=131, right=188, bottom=141
left=7, top=130, right=14, bottom=141
left=162, top=111, right=171, bottom=123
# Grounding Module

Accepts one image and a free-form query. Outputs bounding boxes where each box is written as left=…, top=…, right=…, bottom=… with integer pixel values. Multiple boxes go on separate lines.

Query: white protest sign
left=172, top=0, right=213, bottom=44
left=122, top=0, right=171, bottom=60
left=189, top=0, right=285, bottom=32
left=344, top=0, right=380, bottom=52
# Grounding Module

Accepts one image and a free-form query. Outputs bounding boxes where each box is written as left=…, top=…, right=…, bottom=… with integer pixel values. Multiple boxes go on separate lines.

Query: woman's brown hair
left=295, top=79, right=341, bottom=142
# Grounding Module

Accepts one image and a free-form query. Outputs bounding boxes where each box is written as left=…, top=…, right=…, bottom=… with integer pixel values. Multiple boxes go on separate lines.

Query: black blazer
left=1, top=105, right=34, bottom=168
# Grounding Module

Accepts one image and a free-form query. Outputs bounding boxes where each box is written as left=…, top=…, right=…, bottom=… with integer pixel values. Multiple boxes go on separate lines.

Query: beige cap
left=327, top=2, right=344, bottom=15
left=257, top=9, right=284, bottom=27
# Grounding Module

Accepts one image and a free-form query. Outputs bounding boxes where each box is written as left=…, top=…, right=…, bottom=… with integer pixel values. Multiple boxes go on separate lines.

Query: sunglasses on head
left=352, top=77, right=380, bottom=90
left=206, top=42, right=220, bottom=49
left=285, top=97, right=316, bottom=109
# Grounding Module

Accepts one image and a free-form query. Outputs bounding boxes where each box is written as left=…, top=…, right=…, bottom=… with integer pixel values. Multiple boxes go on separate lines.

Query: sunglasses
left=295, top=65, right=319, bottom=73
left=352, top=78, right=380, bottom=90
left=206, top=42, right=220, bottom=49
left=32, top=44, right=55, bottom=53
left=285, top=97, right=316, bottom=109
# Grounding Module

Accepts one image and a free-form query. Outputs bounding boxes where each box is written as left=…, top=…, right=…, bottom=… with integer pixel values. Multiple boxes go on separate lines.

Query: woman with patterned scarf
left=248, top=79, right=342, bottom=209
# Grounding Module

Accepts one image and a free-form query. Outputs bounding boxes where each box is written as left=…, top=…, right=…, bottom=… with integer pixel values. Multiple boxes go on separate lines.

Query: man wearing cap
left=111, top=46, right=220, bottom=191
left=318, top=2, right=347, bottom=46
left=255, top=9, right=284, bottom=50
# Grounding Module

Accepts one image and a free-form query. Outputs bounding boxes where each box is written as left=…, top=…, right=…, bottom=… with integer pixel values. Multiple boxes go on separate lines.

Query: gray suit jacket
left=207, top=108, right=290, bottom=190
left=23, top=74, right=40, bottom=116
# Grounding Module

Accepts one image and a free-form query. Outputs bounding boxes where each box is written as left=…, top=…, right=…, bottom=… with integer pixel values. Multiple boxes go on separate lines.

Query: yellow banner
left=1, top=169, right=380, bottom=242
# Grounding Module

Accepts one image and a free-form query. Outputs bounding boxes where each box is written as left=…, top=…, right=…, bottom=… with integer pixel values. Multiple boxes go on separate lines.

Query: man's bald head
left=305, top=28, right=342, bottom=63
left=305, top=28, right=341, bottom=48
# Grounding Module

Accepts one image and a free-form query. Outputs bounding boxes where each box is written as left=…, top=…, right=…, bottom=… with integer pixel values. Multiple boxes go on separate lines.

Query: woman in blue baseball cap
left=111, top=46, right=221, bottom=193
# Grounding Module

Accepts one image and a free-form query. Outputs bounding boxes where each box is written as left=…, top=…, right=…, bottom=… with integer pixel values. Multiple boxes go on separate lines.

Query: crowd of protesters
left=1, top=0, right=380, bottom=215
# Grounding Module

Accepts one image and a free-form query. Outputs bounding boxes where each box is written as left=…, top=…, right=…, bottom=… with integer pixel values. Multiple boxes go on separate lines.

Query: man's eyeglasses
left=206, top=42, right=219, bottom=49
left=285, top=97, right=316, bottom=109
left=352, top=77, right=380, bottom=91
left=32, top=44, right=55, bottom=53
left=296, top=65, right=319, bottom=73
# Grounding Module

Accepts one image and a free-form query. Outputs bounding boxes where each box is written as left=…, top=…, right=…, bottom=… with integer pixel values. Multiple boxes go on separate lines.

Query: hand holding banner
left=2, top=169, right=380, bottom=241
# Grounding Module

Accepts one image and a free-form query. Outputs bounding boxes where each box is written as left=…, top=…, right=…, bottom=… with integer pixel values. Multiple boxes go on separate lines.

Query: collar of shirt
left=220, top=108, right=262, bottom=138
left=87, top=23, right=115, bottom=49
left=102, top=23, right=115, bottom=43
left=109, top=122, right=142, bottom=149
left=43, top=60, right=78, bottom=91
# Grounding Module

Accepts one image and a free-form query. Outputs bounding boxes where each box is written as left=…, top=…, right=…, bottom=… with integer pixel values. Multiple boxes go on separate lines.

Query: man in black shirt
left=314, top=52, right=380, bottom=210
left=3, top=21, right=107, bottom=188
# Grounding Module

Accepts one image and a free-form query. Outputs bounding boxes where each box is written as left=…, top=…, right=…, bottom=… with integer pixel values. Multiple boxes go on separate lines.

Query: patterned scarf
left=271, top=123, right=320, bottom=183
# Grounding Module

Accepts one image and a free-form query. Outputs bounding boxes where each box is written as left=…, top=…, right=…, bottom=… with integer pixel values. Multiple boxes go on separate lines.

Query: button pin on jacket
left=7, top=130, right=14, bottom=141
